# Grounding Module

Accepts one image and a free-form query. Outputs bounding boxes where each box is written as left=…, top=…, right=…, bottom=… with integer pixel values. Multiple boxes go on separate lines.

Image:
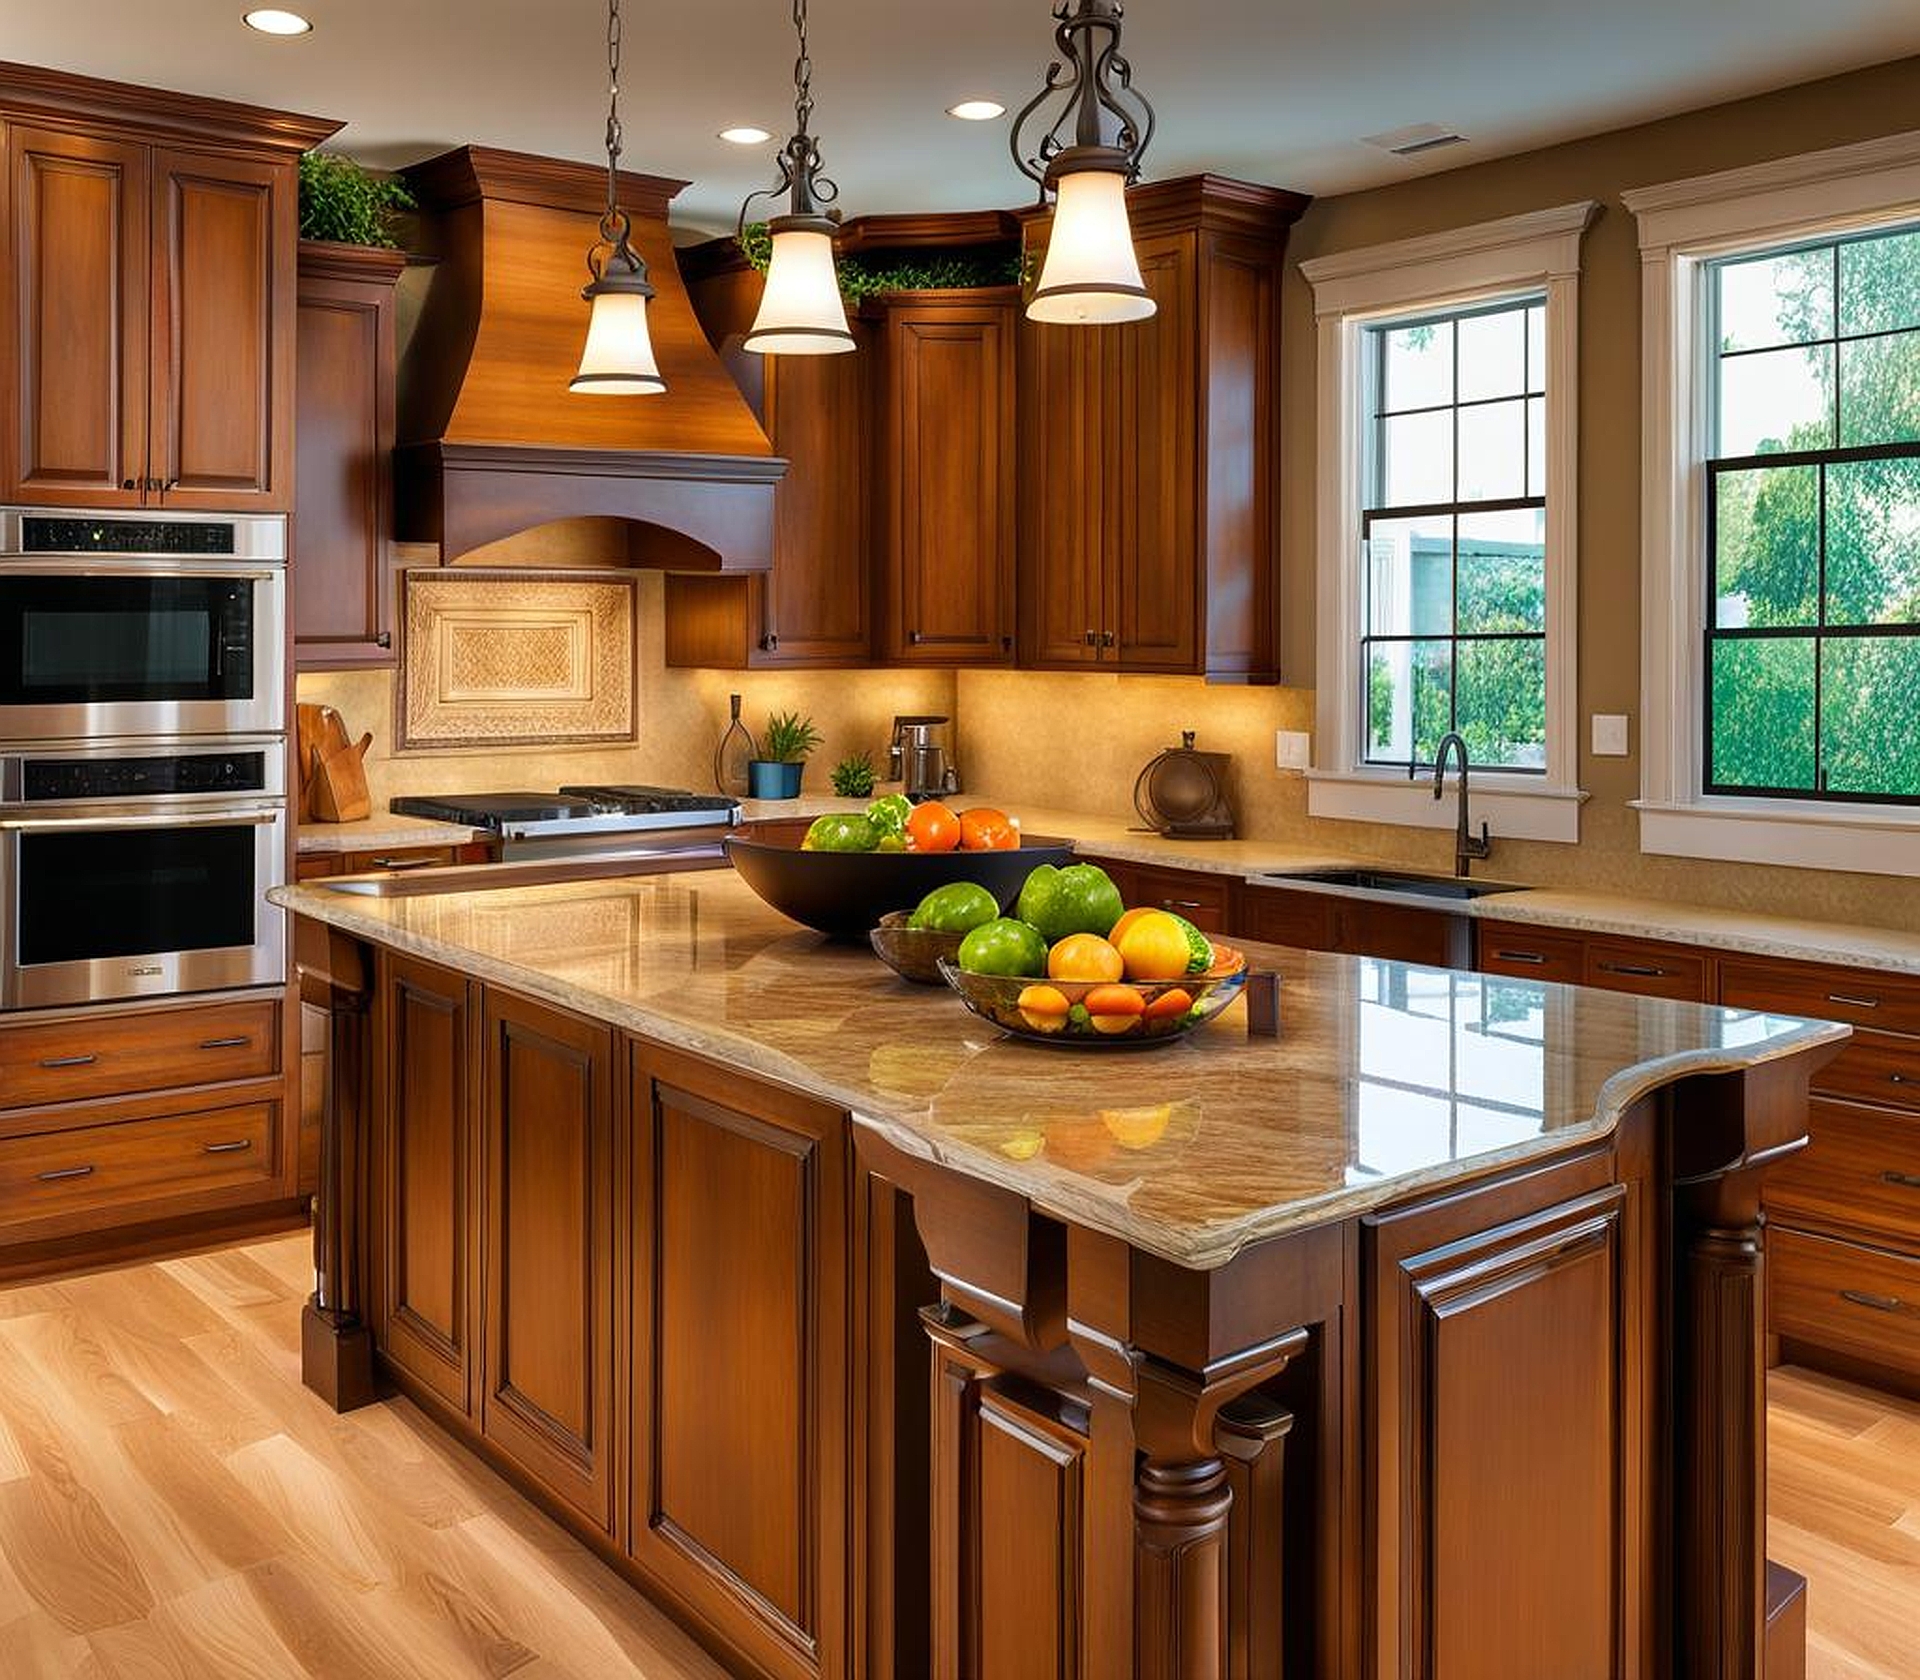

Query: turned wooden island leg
left=1134, top=1456, right=1234, bottom=1680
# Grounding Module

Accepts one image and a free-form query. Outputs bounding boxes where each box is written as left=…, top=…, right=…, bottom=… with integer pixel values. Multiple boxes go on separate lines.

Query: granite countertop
left=296, top=814, right=484, bottom=854
left=272, top=870, right=1843, bottom=1270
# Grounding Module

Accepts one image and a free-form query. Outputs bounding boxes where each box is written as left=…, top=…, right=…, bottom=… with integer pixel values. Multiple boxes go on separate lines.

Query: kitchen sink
left=1260, top=868, right=1529, bottom=902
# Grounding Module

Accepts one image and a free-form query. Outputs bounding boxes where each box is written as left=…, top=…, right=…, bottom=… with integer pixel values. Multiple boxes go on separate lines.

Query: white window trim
left=1301, top=201, right=1597, bottom=845
left=1627, top=129, right=1920, bottom=878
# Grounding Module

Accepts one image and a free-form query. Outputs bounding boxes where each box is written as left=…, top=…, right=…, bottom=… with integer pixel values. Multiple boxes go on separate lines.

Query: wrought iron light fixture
left=570, top=0, right=666, bottom=394
left=739, top=0, right=856, bottom=356
left=1010, top=0, right=1157, bottom=325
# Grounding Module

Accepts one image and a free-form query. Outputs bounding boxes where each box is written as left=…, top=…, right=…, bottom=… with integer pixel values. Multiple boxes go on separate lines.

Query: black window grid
left=1361, top=293, right=1549, bottom=773
left=1704, top=228, right=1920, bottom=807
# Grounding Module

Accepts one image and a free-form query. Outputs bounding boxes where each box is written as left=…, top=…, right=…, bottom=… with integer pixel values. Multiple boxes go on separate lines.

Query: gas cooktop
left=391, top=786, right=737, bottom=838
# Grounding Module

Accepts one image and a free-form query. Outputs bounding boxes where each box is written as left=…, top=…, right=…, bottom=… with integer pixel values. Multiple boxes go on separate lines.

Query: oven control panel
left=8, top=749, right=276, bottom=804
left=19, top=516, right=237, bottom=556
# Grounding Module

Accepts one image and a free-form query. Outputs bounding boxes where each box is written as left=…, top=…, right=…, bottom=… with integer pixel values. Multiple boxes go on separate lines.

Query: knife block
left=298, top=702, right=374, bottom=823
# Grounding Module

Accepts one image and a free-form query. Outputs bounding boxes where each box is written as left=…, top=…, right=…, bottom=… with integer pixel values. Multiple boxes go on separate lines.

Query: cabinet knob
left=1085, top=629, right=1099, bottom=647
left=907, top=630, right=924, bottom=646
left=1101, top=631, right=1116, bottom=648
left=375, top=631, right=392, bottom=650
left=121, top=478, right=136, bottom=490
left=765, top=631, right=781, bottom=652
left=1000, top=634, right=1013, bottom=653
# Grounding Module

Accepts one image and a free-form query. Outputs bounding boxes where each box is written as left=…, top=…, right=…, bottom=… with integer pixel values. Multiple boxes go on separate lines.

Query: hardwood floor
left=1769, top=1364, right=1920, bottom=1680
left=0, top=1232, right=724, bottom=1679
left=0, top=1232, right=1912, bottom=1677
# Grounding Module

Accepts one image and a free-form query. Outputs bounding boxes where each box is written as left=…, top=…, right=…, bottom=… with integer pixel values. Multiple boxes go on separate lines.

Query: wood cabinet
left=480, top=988, right=618, bottom=1533
left=1016, top=180, right=1307, bottom=680
left=1234, top=879, right=1472, bottom=966
left=2, top=127, right=301, bottom=510
left=874, top=291, right=1017, bottom=666
left=628, top=1042, right=853, bottom=1680
left=294, top=241, right=404, bottom=668
left=665, top=259, right=874, bottom=670
left=376, top=954, right=475, bottom=1414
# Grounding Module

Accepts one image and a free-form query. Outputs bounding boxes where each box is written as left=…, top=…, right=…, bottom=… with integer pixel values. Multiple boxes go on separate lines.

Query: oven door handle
left=0, top=559, right=282, bottom=582
left=0, top=808, right=282, bottom=833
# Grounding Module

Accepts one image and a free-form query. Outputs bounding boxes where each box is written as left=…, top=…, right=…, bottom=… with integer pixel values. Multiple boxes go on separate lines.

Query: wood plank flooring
left=0, top=1232, right=1912, bottom=1677
left=0, top=1233, right=725, bottom=1679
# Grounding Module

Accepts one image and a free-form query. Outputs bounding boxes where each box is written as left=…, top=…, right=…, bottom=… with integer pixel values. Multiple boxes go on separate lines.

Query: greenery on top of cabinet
left=299, top=153, right=415, bottom=249
left=738, top=223, right=1022, bottom=301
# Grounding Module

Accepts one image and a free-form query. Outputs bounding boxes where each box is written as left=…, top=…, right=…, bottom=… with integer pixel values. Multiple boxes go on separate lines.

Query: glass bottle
left=714, top=693, right=755, bottom=797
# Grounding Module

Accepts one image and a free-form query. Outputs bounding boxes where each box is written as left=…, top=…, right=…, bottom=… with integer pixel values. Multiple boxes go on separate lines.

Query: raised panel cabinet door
left=376, top=954, right=474, bottom=1414
left=1016, top=317, right=1106, bottom=667
left=3, top=125, right=150, bottom=505
left=628, top=1043, right=851, bottom=1680
left=882, top=299, right=1016, bottom=665
left=1369, top=1178, right=1634, bottom=1680
left=758, top=331, right=872, bottom=664
left=480, top=990, right=616, bottom=1532
left=1109, top=233, right=1200, bottom=672
left=294, top=248, right=400, bottom=667
left=149, top=149, right=294, bottom=509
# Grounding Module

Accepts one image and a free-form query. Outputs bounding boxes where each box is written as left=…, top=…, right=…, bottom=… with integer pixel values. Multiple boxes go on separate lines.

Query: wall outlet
left=1591, top=713, right=1630, bottom=757
left=1275, top=730, right=1312, bottom=772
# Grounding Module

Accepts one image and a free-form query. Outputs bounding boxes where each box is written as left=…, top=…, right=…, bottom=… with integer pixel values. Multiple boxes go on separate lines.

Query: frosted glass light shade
left=570, top=288, right=666, bottom=394
left=744, top=226, right=855, bottom=355
left=1027, top=167, right=1155, bottom=325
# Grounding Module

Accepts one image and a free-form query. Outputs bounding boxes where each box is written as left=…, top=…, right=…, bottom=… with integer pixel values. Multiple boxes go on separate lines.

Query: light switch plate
left=1275, top=730, right=1312, bottom=772
left=1592, top=713, right=1629, bottom=757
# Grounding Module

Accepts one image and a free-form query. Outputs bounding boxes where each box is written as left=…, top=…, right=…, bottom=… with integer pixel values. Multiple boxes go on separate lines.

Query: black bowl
left=725, top=831, right=1074, bottom=939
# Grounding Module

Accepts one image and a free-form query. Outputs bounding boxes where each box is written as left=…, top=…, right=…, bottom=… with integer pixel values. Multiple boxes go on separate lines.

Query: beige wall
left=962, top=52, right=1920, bottom=930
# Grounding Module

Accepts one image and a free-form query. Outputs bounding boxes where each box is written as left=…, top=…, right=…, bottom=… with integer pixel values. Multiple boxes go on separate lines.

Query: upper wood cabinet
left=874, top=290, right=1018, bottom=666
left=294, top=241, right=403, bottom=668
left=665, top=259, right=873, bottom=669
left=1018, top=178, right=1307, bottom=681
left=0, top=67, right=329, bottom=511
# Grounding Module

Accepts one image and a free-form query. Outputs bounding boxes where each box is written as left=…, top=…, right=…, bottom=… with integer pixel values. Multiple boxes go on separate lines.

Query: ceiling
left=10, top=1, right=1920, bottom=234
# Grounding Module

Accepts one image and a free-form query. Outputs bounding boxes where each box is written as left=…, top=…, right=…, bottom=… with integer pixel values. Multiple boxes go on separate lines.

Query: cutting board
left=296, top=703, right=373, bottom=824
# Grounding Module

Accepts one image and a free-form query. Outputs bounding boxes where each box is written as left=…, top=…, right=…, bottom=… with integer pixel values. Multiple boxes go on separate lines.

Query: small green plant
left=829, top=751, right=877, bottom=798
left=298, top=152, right=415, bottom=249
left=736, top=224, right=1024, bottom=300
left=759, top=711, right=822, bottom=765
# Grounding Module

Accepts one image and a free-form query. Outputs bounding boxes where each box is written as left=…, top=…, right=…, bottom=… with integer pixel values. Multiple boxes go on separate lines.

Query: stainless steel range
left=390, top=786, right=740, bottom=864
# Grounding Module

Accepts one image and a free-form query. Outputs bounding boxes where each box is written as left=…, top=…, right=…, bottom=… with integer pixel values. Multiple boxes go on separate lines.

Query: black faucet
left=1410, top=732, right=1493, bottom=878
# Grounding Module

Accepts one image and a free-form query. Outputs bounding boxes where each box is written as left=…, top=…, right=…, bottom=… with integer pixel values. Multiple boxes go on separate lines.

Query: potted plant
left=298, top=152, right=415, bottom=249
left=829, top=750, right=877, bottom=798
left=749, top=711, right=822, bottom=800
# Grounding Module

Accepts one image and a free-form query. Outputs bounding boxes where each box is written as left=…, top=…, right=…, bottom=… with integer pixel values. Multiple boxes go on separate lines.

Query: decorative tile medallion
left=400, top=570, right=637, bottom=748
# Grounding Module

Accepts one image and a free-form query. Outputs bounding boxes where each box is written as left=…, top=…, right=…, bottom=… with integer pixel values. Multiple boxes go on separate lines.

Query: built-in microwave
left=0, top=509, right=286, bottom=740
left=0, top=738, right=287, bottom=1008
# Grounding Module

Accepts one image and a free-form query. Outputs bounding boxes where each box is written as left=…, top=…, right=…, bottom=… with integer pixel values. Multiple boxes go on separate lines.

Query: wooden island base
left=289, top=885, right=1840, bottom=1680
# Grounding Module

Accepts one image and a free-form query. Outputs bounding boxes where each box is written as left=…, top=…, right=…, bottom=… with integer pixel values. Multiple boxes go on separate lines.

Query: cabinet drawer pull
left=1100, top=630, right=1116, bottom=648
left=1840, top=1287, right=1915, bottom=1316
left=367, top=856, right=439, bottom=872
left=36, top=1164, right=95, bottom=1183
left=202, top=1139, right=253, bottom=1156
left=1494, top=949, right=1547, bottom=966
left=198, top=1035, right=251, bottom=1051
left=1881, top=1171, right=1920, bottom=1190
left=1829, top=992, right=1881, bottom=1010
left=1084, top=629, right=1099, bottom=647
left=1598, top=961, right=1670, bottom=979
left=1161, top=899, right=1206, bottom=912
left=38, top=1053, right=98, bottom=1069
left=1892, top=1072, right=1912, bottom=1087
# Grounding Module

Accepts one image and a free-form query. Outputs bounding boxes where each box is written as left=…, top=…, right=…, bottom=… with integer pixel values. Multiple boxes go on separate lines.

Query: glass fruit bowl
left=936, top=947, right=1250, bottom=1048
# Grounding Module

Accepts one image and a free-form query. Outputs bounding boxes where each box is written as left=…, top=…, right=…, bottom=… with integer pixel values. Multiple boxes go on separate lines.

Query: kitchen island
left=276, top=867, right=1845, bottom=1680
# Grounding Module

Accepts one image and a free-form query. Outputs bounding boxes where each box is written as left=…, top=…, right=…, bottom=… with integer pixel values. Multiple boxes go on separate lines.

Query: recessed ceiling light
left=718, top=126, right=773, bottom=146
left=243, top=8, right=312, bottom=34
left=947, top=100, right=1006, bottom=122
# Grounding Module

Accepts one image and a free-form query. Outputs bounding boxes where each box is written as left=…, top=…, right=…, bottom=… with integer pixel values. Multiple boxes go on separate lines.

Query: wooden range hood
left=396, top=145, right=785, bottom=567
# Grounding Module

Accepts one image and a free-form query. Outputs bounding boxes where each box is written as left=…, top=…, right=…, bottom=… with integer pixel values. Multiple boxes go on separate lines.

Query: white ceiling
left=10, top=0, right=1920, bottom=234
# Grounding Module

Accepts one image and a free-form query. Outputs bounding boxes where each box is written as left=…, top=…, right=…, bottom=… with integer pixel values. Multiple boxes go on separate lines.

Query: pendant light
left=1010, top=0, right=1158, bottom=325
left=570, top=0, right=666, bottom=394
left=739, top=0, right=855, bottom=356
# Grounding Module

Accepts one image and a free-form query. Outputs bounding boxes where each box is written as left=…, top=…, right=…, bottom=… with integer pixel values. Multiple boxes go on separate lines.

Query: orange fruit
left=1109, top=906, right=1154, bottom=945
left=905, top=801, right=961, bottom=853
left=1047, top=934, right=1124, bottom=983
left=1016, top=984, right=1071, bottom=1033
left=1113, top=910, right=1193, bottom=983
left=1144, top=987, right=1194, bottom=1020
left=1083, top=983, right=1146, bottom=1036
left=960, top=807, right=1020, bottom=851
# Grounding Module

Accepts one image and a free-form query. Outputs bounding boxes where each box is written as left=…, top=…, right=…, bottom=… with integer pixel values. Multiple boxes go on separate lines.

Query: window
left=1302, top=202, right=1594, bottom=845
left=1361, top=296, right=1549, bottom=772
left=1705, top=228, right=1920, bottom=802
left=1628, top=130, right=1920, bottom=876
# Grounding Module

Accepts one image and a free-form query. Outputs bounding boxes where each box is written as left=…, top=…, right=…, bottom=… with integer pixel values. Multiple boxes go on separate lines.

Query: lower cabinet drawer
left=1765, top=1100, right=1920, bottom=1246
left=1811, top=1031, right=1920, bottom=1116
left=1583, top=939, right=1711, bottom=1001
left=0, top=998, right=280, bottom=1111
left=1769, top=1226, right=1920, bottom=1376
left=0, top=1098, right=278, bottom=1231
left=1133, top=867, right=1233, bottom=934
left=1478, top=923, right=1585, bottom=985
